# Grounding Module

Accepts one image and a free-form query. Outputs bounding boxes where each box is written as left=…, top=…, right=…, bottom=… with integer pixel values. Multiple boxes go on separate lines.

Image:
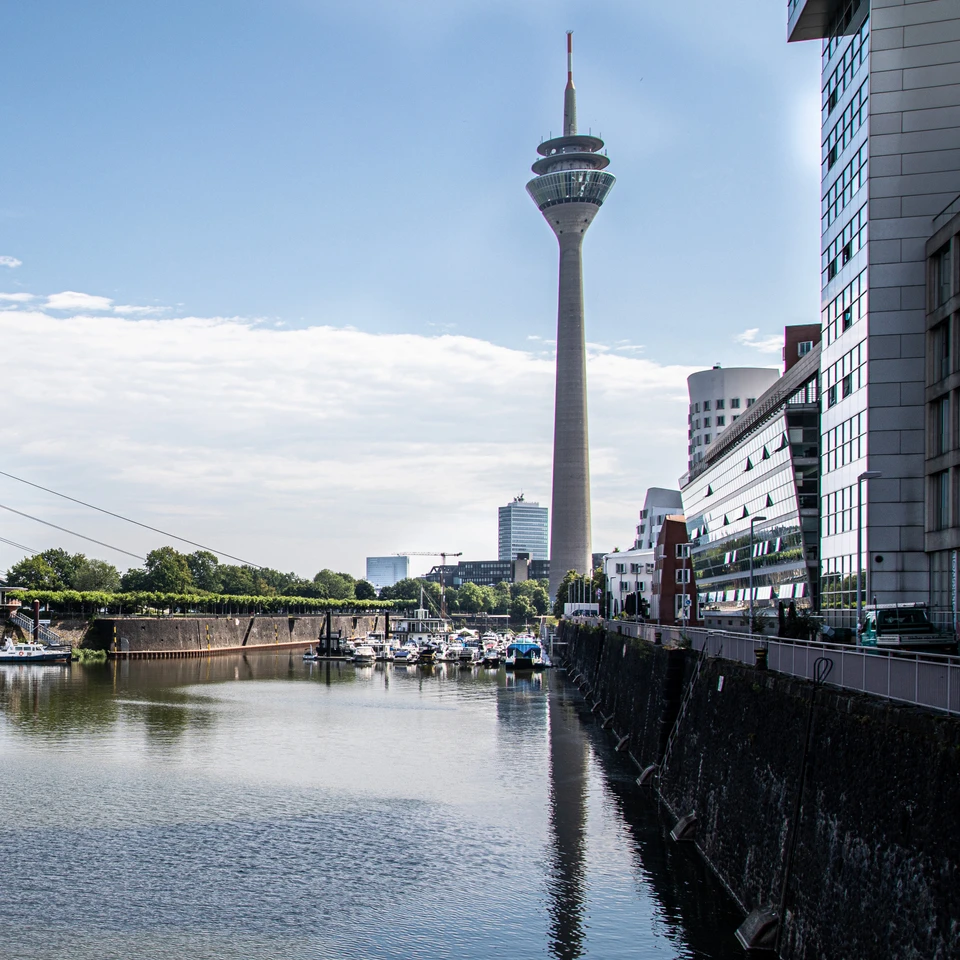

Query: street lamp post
left=857, top=470, right=883, bottom=637
left=748, top=516, right=768, bottom=635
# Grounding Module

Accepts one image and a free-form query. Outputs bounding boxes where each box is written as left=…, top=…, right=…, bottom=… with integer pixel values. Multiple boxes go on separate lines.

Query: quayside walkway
left=595, top=619, right=960, bottom=716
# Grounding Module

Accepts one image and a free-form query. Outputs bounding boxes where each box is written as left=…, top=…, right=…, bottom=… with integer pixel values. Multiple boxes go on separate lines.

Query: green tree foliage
left=187, top=551, right=222, bottom=592
left=72, top=558, right=121, bottom=592
left=218, top=564, right=256, bottom=595
left=552, top=569, right=603, bottom=619
left=313, top=569, right=356, bottom=600
left=144, top=546, right=194, bottom=593
left=509, top=594, right=535, bottom=625
left=457, top=581, right=486, bottom=613
left=354, top=579, right=377, bottom=601
left=8, top=549, right=120, bottom=592
left=7, top=554, right=62, bottom=589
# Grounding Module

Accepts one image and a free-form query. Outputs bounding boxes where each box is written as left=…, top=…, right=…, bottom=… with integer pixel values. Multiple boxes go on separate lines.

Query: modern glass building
left=788, top=0, right=960, bottom=626
left=498, top=496, right=549, bottom=562
left=365, top=556, right=409, bottom=592
left=681, top=349, right=820, bottom=627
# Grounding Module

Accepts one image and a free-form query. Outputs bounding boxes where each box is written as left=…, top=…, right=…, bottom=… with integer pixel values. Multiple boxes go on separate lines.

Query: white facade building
left=603, top=548, right=656, bottom=616
left=686, top=367, right=780, bottom=472
left=634, top=487, right=684, bottom=550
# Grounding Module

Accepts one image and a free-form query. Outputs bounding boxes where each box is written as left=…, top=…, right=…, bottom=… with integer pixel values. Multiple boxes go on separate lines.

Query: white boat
left=438, top=642, right=462, bottom=662
left=352, top=644, right=377, bottom=665
left=0, top=638, right=71, bottom=663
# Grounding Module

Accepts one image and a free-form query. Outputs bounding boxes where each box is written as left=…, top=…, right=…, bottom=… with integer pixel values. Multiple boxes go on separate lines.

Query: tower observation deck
left=527, top=32, right=615, bottom=601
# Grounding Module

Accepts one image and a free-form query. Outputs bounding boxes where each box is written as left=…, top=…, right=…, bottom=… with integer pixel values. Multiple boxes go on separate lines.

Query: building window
left=675, top=568, right=691, bottom=584
left=747, top=398, right=756, bottom=407
left=842, top=373, right=853, bottom=398
left=704, top=417, right=711, bottom=427
left=731, top=398, right=741, bottom=409
left=703, top=400, right=711, bottom=411
left=934, top=396, right=950, bottom=457
left=716, top=399, right=725, bottom=409
left=704, top=433, right=711, bottom=444
left=717, top=415, right=725, bottom=426
left=732, top=414, right=739, bottom=422
left=827, top=384, right=837, bottom=407
left=937, top=242, right=952, bottom=307
left=934, top=320, right=951, bottom=382
left=676, top=543, right=691, bottom=559
left=798, top=341, right=813, bottom=357
left=933, top=470, right=950, bottom=530
left=694, top=402, right=700, bottom=413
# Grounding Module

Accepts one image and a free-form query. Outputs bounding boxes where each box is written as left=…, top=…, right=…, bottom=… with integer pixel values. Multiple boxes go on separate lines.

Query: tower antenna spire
left=564, top=30, right=577, bottom=137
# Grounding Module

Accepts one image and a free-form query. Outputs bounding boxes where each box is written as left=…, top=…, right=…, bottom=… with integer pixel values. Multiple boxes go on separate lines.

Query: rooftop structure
left=527, top=32, right=615, bottom=599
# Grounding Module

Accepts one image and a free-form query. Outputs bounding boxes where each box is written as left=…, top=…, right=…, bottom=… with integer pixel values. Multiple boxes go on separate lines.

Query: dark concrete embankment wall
left=83, top=614, right=390, bottom=655
left=561, top=622, right=960, bottom=960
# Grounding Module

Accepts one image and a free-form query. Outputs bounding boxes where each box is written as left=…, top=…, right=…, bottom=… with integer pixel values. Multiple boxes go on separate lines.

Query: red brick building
left=651, top=515, right=698, bottom=626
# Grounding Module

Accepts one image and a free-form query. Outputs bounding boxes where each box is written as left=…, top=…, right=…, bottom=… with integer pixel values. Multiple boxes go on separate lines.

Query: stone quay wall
left=82, top=614, right=391, bottom=656
left=560, top=621, right=960, bottom=960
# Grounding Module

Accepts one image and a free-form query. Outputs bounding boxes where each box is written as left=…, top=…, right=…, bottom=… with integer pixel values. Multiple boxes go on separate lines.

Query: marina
left=0, top=651, right=741, bottom=960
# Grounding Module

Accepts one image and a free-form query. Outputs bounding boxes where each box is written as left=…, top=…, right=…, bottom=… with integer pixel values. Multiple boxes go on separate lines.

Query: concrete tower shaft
left=526, top=33, right=615, bottom=601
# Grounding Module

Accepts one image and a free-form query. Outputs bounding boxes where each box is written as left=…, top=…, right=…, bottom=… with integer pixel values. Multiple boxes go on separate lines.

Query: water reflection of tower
left=546, top=681, right=589, bottom=958
left=527, top=32, right=615, bottom=601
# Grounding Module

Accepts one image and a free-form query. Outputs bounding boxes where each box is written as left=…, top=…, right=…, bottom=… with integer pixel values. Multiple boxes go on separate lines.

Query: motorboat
left=504, top=640, right=545, bottom=670
left=352, top=645, right=377, bottom=665
left=393, top=642, right=419, bottom=665
left=481, top=643, right=501, bottom=667
left=0, top=638, right=71, bottom=664
left=438, top=642, right=462, bottom=663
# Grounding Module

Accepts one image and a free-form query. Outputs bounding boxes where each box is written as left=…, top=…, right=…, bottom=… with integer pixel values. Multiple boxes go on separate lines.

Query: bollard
left=654, top=631, right=662, bottom=646
left=755, top=646, right=768, bottom=670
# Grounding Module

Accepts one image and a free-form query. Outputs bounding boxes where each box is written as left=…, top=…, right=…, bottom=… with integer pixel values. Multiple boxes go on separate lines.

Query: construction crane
left=395, top=551, right=463, bottom=619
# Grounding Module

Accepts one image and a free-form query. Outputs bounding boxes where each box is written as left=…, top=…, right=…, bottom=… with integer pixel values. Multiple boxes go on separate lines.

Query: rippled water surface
left=0, top=655, right=742, bottom=959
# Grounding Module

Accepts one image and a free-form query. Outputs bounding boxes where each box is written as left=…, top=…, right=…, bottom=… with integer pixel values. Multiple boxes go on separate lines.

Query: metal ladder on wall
left=10, top=611, right=66, bottom=646
left=660, top=640, right=716, bottom=773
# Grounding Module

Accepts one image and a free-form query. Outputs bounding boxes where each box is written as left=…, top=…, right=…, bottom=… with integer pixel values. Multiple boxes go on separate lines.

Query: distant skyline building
left=365, top=555, right=408, bottom=592
left=527, top=32, right=615, bottom=599
left=498, top=495, right=549, bottom=561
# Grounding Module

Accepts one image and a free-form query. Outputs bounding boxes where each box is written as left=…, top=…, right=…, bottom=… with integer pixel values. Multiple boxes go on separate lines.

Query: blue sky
left=0, top=1, right=823, bottom=578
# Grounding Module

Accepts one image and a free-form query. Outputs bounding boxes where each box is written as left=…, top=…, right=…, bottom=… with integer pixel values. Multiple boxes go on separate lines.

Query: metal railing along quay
left=598, top=618, right=960, bottom=716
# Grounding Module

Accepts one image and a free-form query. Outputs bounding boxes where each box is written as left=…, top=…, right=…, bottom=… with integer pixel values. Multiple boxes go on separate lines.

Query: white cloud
left=0, top=292, right=34, bottom=302
left=735, top=328, right=783, bottom=354
left=111, top=304, right=168, bottom=317
left=0, top=307, right=695, bottom=576
left=0, top=256, right=22, bottom=268
left=45, top=291, right=114, bottom=311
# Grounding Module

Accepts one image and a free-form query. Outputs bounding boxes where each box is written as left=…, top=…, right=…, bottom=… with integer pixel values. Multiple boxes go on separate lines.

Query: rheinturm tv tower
left=527, top=32, right=615, bottom=601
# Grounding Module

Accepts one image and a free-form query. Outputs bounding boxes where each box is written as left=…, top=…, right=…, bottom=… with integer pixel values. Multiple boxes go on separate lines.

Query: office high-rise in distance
left=499, top=495, right=549, bottom=561
left=527, top=32, right=615, bottom=600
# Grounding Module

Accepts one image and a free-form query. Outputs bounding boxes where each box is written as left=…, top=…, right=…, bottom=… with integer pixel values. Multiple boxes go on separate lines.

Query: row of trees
left=5, top=548, right=551, bottom=623
left=7, top=547, right=378, bottom=600
left=379, top=577, right=550, bottom=621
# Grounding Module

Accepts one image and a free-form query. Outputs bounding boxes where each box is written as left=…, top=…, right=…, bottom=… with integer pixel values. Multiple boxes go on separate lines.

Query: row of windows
left=822, top=269, right=867, bottom=346
left=822, top=16, right=869, bottom=120
left=823, top=79, right=867, bottom=176
left=822, top=410, right=865, bottom=475
left=823, top=203, right=867, bottom=286
left=930, top=315, right=958, bottom=385
left=823, top=142, right=867, bottom=231
left=820, top=553, right=862, bottom=615
left=689, top=397, right=745, bottom=415
left=823, top=339, right=866, bottom=408
left=822, top=484, right=858, bottom=537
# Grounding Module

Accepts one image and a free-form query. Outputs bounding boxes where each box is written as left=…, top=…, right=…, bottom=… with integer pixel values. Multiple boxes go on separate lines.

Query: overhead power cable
left=0, top=535, right=38, bottom=555
left=0, top=502, right=145, bottom=561
left=0, top=469, right=261, bottom=567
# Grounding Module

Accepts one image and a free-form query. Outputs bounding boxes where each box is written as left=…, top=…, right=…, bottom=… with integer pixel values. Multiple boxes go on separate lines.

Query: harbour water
left=0, top=654, right=742, bottom=959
